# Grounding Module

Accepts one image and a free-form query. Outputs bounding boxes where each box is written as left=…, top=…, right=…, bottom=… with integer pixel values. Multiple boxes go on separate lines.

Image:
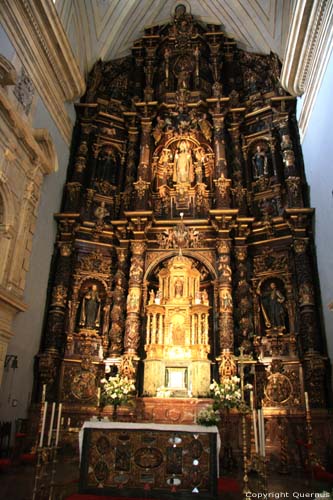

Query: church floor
left=0, top=459, right=331, bottom=500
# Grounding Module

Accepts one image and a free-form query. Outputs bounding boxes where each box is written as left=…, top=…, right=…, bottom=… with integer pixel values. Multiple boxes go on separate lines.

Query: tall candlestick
left=97, top=388, right=101, bottom=407
left=39, top=401, right=48, bottom=448
left=55, top=403, right=62, bottom=446
left=304, top=391, right=309, bottom=412
left=47, top=402, right=56, bottom=447
left=253, top=409, right=259, bottom=454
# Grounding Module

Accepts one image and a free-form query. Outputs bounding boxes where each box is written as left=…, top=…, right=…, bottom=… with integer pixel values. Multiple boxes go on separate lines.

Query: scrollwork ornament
left=133, top=177, right=150, bottom=199
left=51, top=285, right=68, bottom=307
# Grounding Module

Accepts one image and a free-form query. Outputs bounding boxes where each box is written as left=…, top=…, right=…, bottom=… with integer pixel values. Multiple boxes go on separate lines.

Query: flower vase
left=220, top=407, right=237, bottom=472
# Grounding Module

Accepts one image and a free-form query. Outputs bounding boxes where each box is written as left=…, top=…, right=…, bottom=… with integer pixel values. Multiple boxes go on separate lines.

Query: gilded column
left=228, top=111, right=247, bottom=214
left=108, top=247, right=128, bottom=356
left=211, top=111, right=232, bottom=208
left=38, top=239, right=73, bottom=399
left=234, top=244, right=254, bottom=351
left=133, top=118, right=152, bottom=209
left=64, top=123, right=90, bottom=212
left=278, top=120, right=303, bottom=208
left=122, top=120, right=139, bottom=212
left=293, top=237, right=326, bottom=407
left=124, top=241, right=146, bottom=355
left=217, top=239, right=233, bottom=352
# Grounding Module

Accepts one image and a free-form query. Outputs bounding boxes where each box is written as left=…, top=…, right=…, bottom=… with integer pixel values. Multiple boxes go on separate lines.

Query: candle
left=55, top=403, right=62, bottom=446
left=97, top=388, right=101, bottom=407
left=257, top=408, right=263, bottom=456
left=250, top=390, right=254, bottom=411
left=253, top=409, right=259, bottom=454
left=261, top=409, right=266, bottom=457
left=304, top=391, right=309, bottom=412
left=67, top=417, right=71, bottom=427
left=42, top=384, right=46, bottom=403
left=47, top=402, right=56, bottom=447
left=39, top=401, right=48, bottom=448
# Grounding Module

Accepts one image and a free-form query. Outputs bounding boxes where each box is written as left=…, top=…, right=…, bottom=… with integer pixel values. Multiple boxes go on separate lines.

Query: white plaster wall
left=298, top=48, right=333, bottom=361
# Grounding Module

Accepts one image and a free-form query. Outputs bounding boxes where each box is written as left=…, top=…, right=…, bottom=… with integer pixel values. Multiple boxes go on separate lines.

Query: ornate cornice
left=280, top=0, right=333, bottom=139
left=0, top=0, right=86, bottom=144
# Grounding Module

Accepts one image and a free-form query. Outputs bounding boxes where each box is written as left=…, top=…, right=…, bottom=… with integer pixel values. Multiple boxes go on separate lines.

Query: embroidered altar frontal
left=79, top=427, right=217, bottom=499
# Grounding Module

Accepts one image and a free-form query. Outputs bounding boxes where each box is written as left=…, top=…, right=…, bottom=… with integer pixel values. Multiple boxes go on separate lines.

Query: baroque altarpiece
left=35, top=6, right=331, bottom=463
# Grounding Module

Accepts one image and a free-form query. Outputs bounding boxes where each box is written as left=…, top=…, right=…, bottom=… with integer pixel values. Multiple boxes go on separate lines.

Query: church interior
left=0, top=1, right=333, bottom=499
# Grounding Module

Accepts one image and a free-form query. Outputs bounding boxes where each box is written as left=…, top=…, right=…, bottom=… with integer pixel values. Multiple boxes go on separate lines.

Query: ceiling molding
left=0, top=0, right=86, bottom=144
left=280, top=0, right=333, bottom=139
left=56, top=0, right=292, bottom=74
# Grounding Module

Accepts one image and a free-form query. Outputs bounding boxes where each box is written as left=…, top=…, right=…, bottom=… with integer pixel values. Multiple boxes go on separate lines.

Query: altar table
left=79, top=421, right=219, bottom=499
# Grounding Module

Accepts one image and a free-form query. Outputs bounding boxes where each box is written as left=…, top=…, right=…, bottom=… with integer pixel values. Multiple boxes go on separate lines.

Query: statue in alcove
left=174, top=277, right=184, bottom=297
left=252, top=145, right=268, bottom=178
left=173, top=140, right=193, bottom=184
left=258, top=280, right=287, bottom=333
left=96, top=147, right=117, bottom=184
left=79, top=284, right=101, bottom=329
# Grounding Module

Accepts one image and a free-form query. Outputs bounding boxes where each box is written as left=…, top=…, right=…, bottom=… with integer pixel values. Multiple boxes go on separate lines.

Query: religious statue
left=148, top=289, right=155, bottom=304
left=79, top=284, right=101, bottom=329
left=194, top=147, right=205, bottom=183
left=198, top=113, right=212, bottom=141
left=174, top=277, right=184, bottom=297
left=201, top=289, right=209, bottom=306
left=252, top=145, right=268, bottom=178
left=259, top=281, right=287, bottom=331
left=173, top=141, right=193, bottom=184
left=94, top=201, right=109, bottom=224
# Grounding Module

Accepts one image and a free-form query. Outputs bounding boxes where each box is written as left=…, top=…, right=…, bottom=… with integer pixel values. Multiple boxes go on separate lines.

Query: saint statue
left=260, top=282, right=286, bottom=331
left=149, top=289, right=155, bottom=304
left=173, top=141, right=193, bottom=184
left=252, top=145, right=268, bottom=178
left=79, top=284, right=101, bottom=329
left=174, top=277, right=184, bottom=297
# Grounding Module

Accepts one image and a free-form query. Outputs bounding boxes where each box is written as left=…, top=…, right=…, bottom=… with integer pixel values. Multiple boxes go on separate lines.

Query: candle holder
left=32, top=446, right=51, bottom=500
left=48, top=444, right=59, bottom=500
left=241, top=409, right=251, bottom=499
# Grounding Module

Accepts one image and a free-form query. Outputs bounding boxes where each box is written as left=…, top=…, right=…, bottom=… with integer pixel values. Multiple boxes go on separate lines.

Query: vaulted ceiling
left=56, top=0, right=294, bottom=74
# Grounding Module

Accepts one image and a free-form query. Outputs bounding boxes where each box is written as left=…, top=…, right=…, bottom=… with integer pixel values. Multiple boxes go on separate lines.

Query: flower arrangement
left=100, top=374, right=135, bottom=408
left=196, top=405, right=220, bottom=426
left=210, top=376, right=252, bottom=410
left=156, top=386, right=173, bottom=398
